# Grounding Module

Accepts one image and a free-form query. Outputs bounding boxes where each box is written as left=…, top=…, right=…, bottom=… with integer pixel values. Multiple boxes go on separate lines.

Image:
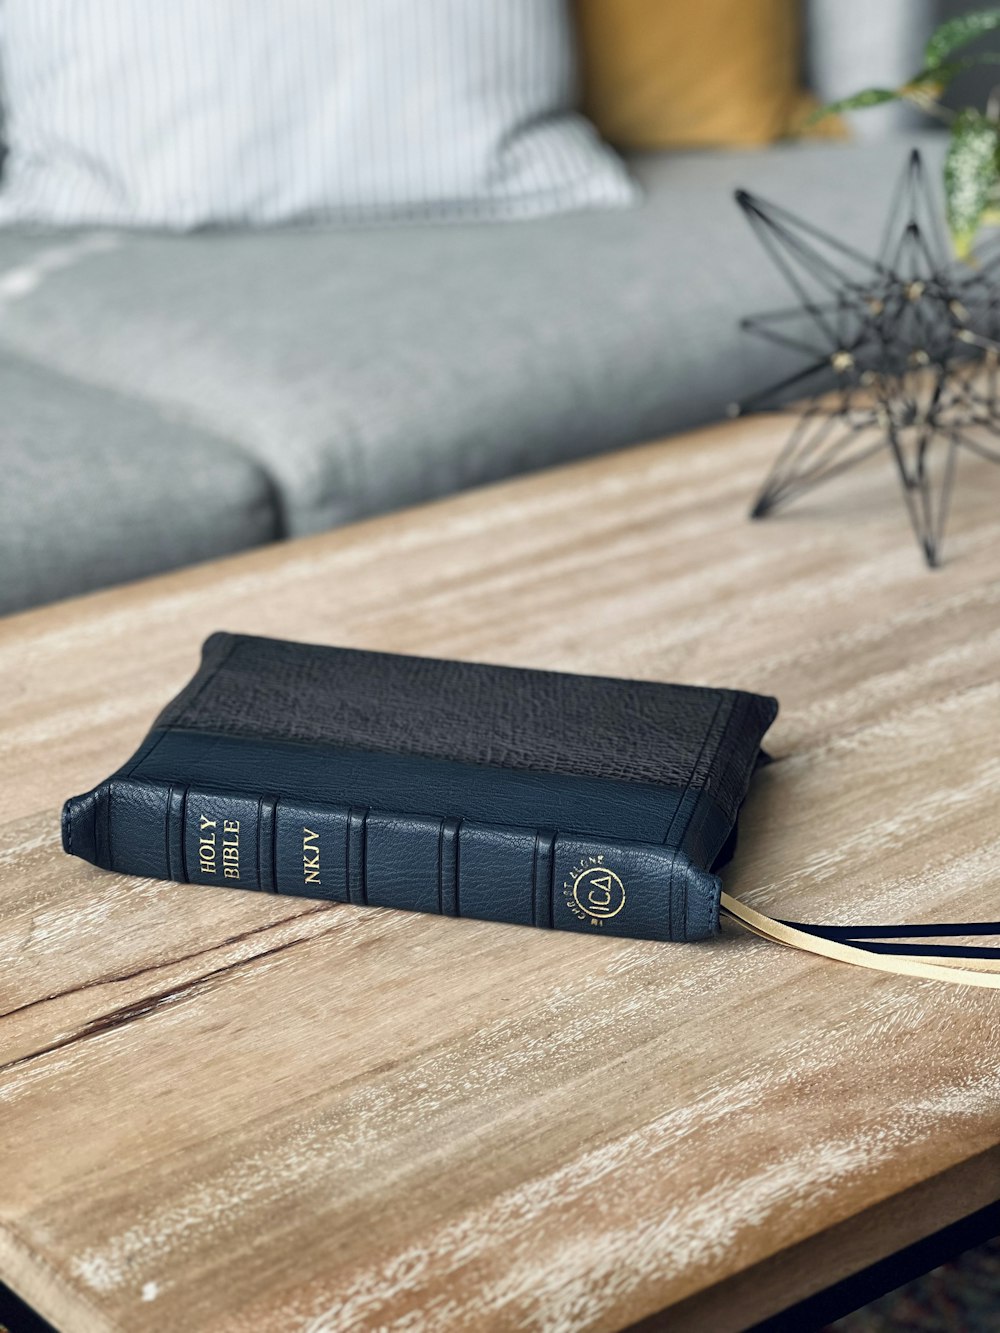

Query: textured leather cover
left=62, top=632, right=777, bottom=943
left=156, top=633, right=775, bottom=828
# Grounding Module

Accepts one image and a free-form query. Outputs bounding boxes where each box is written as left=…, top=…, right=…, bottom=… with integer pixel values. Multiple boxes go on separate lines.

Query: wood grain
left=2, top=416, right=1000, bottom=1333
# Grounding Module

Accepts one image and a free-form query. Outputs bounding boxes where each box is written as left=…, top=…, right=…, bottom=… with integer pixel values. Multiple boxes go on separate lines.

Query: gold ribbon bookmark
left=720, top=892, right=1000, bottom=989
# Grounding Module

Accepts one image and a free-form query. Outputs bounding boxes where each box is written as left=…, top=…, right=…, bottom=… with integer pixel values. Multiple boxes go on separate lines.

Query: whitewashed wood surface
left=2, top=418, right=999, bottom=1333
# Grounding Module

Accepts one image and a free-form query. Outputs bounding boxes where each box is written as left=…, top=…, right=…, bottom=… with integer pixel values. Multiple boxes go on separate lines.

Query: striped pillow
left=0, top=0, right=637, bottom=228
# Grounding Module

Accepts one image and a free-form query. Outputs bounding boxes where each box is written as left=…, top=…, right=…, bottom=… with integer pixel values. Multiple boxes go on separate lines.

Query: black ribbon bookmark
left=720, top=892, right=1000, bottom=988
left=779, top=916, right=1000, bottom=959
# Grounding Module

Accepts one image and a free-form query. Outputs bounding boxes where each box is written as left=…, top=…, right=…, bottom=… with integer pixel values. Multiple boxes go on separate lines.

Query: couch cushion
left=576, top=0, right=804, bottom=149
left=0, top=0, right=635, bottom=228
left=0, top=133, right=947, bottom=539
left=0, top=353, right=279, bottom=615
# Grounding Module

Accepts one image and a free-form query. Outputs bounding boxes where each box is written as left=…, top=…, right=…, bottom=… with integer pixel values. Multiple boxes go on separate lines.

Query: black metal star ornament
left=734, top=149, right=1000, bottom=567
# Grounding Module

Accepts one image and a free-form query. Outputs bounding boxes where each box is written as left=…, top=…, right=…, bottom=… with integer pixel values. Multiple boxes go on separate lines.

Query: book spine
left=61, top=777, right=720, bottom=942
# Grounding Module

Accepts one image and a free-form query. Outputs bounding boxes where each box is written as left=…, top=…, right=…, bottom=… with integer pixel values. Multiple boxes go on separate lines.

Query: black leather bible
left=62, top=632, right=777, bottom=943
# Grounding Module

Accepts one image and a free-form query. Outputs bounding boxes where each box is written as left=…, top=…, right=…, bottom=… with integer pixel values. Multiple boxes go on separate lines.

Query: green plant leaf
left=807, top=88, right=901, bottom=125
left=901, top=59, right=975, bottom=94
left=885, top=53, right=1000, bottom=103
left=945, top=110, right=1000, bottom=256
left=925, top=7, right=1000, bottom=68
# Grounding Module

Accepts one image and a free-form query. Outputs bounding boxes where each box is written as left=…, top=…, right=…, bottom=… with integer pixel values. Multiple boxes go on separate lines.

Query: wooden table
left=2, top=417, right=999, bottom=1333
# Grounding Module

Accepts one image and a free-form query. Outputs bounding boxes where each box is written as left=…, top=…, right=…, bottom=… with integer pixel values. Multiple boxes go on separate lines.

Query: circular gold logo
left=571, top=866, right=626, bottom=921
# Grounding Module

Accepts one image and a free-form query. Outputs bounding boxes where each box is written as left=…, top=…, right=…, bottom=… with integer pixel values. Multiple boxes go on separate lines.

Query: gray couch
left=0, top=132, right=945, bottom=616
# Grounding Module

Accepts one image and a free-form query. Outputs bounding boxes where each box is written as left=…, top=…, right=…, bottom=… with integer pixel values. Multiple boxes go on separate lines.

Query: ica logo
left=563, top=855, right=626, bottom=926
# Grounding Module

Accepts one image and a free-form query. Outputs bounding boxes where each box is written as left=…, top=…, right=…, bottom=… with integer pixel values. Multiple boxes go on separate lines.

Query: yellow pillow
left=576, top=0, right=806, bottom=149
